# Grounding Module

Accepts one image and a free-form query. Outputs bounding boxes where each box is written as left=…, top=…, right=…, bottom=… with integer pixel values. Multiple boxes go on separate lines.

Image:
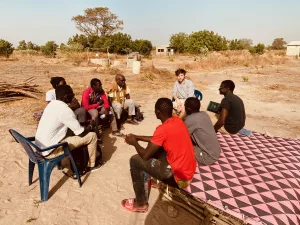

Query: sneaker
left=86, top=162, right=103, bottom=173
left=112, top=131, right=125, bottom=137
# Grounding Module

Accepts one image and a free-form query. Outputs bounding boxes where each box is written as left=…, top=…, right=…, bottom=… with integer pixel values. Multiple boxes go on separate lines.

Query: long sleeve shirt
left=81, top=87, right=110, bottom=111
left=172, top=79, right=195, bottom=99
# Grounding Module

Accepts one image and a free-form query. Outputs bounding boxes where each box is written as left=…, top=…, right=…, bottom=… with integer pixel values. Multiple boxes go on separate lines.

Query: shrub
left=40, top=41, right=58, bottom=57
left=249, top=43, right=265, bottom=55
left=242, top=75, right=249, bottom=82
left=0, top=39, right=14, bottom=58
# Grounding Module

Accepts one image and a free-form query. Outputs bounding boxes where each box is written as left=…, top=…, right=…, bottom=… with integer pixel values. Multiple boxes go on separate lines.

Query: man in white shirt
left=36, top=85, right=101, bottom=171
left=45, top=77, right=87, bottom=125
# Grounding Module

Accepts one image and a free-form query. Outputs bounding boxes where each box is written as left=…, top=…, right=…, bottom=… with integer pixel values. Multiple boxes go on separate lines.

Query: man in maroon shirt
left=81, top=78, right=123, bottom=139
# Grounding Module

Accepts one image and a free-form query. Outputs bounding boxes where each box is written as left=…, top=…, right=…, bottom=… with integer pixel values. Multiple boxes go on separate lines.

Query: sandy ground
left=0, top=54, right=299, bottom=225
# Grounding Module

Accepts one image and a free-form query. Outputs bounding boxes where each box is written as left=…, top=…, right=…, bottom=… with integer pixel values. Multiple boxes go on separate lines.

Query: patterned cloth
left=184, top=132, right=300, bottom=225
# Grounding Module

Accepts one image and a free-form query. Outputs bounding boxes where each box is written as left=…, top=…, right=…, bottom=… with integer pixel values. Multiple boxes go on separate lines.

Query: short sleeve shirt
left=151, top=117, right=196, bottom=181
left=45, top=89, right=56, bottom=102
left=108, top=85, right=130, bottom=103
left=220, top=94, right=246, bottom=134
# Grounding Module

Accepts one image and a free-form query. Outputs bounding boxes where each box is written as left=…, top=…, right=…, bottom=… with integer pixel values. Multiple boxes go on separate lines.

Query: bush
left=40, top=41, right=58, bottom=57
left=0, top=39, right=14, bottom=58
left=249, top=43, right=265, bottom=55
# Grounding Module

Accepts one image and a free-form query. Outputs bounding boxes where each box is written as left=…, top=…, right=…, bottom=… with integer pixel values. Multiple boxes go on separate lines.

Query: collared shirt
left=172, top=79, right=195, bottom=99
left=35, top=100, right=84, bottom=156
left=45, top=89, right=56, bottom=102
left=108, top=85, right=130, bottom=103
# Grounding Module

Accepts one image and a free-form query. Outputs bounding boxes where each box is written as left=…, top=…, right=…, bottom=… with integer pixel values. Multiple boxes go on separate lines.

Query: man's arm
left=125, top=134, right=160, bottom=160
left=134, top=135, right=153, bottom=143
left=214, top=108, right=228, bottom=132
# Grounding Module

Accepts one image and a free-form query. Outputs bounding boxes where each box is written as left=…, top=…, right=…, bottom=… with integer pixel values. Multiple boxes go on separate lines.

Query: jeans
left=130, top=149, right=178, bottom=206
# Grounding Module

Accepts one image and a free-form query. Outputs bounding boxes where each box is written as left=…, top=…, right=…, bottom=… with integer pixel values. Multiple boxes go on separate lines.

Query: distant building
left=156, top=45, right=174, bottom=56
left=286, top=41, right=300, bottom=56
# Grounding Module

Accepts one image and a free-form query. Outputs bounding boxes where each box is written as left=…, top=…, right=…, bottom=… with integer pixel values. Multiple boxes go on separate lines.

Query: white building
left=156, top=45, right=174, bottom=56
left=286, top=41, right=300, bottom=56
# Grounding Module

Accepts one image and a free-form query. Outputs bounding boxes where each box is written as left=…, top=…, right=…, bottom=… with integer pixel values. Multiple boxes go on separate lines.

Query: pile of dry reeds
left=0, top=77, right=41, bottom=103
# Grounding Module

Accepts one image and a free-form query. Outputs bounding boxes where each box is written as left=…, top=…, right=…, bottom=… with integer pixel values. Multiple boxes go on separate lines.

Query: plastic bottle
left=100, top=114, right=106, bottom=119
left=143, top=173, right=151, bottom=200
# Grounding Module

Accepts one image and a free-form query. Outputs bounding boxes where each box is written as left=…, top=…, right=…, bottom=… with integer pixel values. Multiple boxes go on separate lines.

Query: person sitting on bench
left=214, top=80, right=246, bottom=134
left=184, top=97, right=221, bottom=165
left=121, top=98, right=196, bottom=213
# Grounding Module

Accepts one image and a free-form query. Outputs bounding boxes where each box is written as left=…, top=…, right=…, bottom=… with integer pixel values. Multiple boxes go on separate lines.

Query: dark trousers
left=129, top=148, right=178, bottom=206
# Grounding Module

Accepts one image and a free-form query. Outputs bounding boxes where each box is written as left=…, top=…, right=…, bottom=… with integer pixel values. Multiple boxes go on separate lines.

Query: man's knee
left=75, top=108, right=87, bottom=122
left=127, top=99, right=135, bottom=106
left=86, top=132, right=97, bottom=143
left=129, top=154, right=143, bottom=168
left=88, top=109, right=99, bottom=120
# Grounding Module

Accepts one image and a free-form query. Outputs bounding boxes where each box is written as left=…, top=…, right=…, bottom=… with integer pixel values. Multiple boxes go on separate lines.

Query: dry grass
left=139, top=65, right=174, bottom=82
left=176, top=50, right=288, bottom=71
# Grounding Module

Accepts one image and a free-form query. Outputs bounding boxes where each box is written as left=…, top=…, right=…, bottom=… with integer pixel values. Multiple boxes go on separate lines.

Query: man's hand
left=125, top=134, right=138, bottom=146
left=104, top=108, right=109, bottom=116
left=98, top=99, right=104, bottom=106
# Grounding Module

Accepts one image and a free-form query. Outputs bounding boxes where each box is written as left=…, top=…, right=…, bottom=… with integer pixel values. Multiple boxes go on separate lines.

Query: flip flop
left=121, top=198, right=148, bottom=213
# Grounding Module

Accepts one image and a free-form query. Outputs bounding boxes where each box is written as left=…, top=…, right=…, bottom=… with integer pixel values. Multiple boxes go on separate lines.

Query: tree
left=186, top=30, right=228, bottom=54
left=229, top=39, right=244, bottom=50
left=106, top=32, right=132, bottom=54
left=239, top=38, right=253, bottom=49
left=0, top=39, right=14, bottom=58
left=68, top=34, right=89, bottom=48
left=18, top=40, right=27, bottom=50
left=169, top=32, right=188, bottom=53
left=271, top=38, right=287, bottom=50
left=132, top=39, right=152, bottom=56
left=40, top=41, right=58, bottom=57
left=72, top=7, right=124, bottom=37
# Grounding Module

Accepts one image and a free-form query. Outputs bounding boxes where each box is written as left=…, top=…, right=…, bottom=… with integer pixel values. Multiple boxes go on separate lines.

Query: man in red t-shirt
left=121, top=98, right=196, bottom=213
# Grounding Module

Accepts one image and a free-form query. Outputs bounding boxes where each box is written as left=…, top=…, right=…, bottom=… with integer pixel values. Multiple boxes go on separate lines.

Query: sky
left=0, top=0, right=299, bottom=47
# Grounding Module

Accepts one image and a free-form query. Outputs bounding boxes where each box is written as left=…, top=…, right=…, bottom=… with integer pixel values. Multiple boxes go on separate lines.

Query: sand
left=0, top=54, right=299, bottom=225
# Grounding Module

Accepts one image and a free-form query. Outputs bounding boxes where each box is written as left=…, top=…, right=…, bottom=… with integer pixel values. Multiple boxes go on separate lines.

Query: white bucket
left=132, top=61, right=141, bottom=74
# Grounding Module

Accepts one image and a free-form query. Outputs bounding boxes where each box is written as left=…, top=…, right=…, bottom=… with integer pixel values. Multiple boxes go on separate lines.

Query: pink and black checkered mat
left=184, top=132, right=300, bottom=225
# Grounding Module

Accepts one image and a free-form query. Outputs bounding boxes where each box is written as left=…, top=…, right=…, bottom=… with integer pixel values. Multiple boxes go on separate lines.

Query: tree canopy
left=72, top=7, right=124, bottom=37
left=271, top=38, right=287, bottom=50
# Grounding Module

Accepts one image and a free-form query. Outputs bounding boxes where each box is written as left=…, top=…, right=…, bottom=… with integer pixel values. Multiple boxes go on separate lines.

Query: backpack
left=70, top=145, right=102, bottom=176
left=135, top=106, right=144, bottom=121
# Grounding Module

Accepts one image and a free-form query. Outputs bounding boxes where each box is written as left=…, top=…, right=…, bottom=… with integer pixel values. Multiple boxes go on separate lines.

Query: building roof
left=287, top=41, right=300, bottom=46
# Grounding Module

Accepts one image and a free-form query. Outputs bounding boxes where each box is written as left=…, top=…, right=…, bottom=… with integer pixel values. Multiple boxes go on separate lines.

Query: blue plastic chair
left=172, top=89, right=203, bottom=102
left=9, top=129, right=82, bottom=202
left=194, top=89, right=203, bottom=101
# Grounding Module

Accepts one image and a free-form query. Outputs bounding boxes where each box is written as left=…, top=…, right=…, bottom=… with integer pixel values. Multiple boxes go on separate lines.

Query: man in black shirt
left=214, top=80, right=246, bottom=134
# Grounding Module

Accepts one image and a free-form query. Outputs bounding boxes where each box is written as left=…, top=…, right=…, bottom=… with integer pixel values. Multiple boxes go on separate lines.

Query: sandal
left=121, top=198, right=148, bottom=213
left=112, top=131, right=125, bottom=137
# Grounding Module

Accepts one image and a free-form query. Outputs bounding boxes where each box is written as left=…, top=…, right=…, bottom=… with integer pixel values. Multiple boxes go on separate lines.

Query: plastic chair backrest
left=9, top=129, right=39, bottom=164
left=194, top=90, right=203, bottom=101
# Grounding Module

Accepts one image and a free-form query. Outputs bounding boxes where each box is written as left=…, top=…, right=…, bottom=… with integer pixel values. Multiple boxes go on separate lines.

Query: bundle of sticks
left=0, top=77, right=41, bottom=103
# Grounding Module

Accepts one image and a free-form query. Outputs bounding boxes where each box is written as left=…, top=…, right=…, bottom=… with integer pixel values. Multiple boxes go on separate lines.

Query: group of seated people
left=35, top=68, right=246, bottom=212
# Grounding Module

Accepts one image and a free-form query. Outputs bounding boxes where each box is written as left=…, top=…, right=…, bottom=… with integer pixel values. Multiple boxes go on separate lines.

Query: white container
left=132, top=61, right=141, bottom=74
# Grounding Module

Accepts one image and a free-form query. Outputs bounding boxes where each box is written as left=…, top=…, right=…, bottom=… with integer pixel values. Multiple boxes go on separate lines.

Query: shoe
left=86, top=162, right=103, bottom=173
left=127, top=120, right=139, bottom=125
left=112, top=131, right=125, bottom=137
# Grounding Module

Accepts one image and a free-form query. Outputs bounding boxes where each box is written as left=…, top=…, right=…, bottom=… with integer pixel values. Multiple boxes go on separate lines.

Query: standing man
left=214, top=80, right=246, bottom=134
left=108, top=74, right=138, bottom=127
left=121, top=98, right=196, bottom=213
left=172, top=68, right=195, bottom=119
left=184, top=97, right=221, bottom=165
left=36, top=85, right=101, bottom=171
left=81, top=78, right=122, bottom=138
